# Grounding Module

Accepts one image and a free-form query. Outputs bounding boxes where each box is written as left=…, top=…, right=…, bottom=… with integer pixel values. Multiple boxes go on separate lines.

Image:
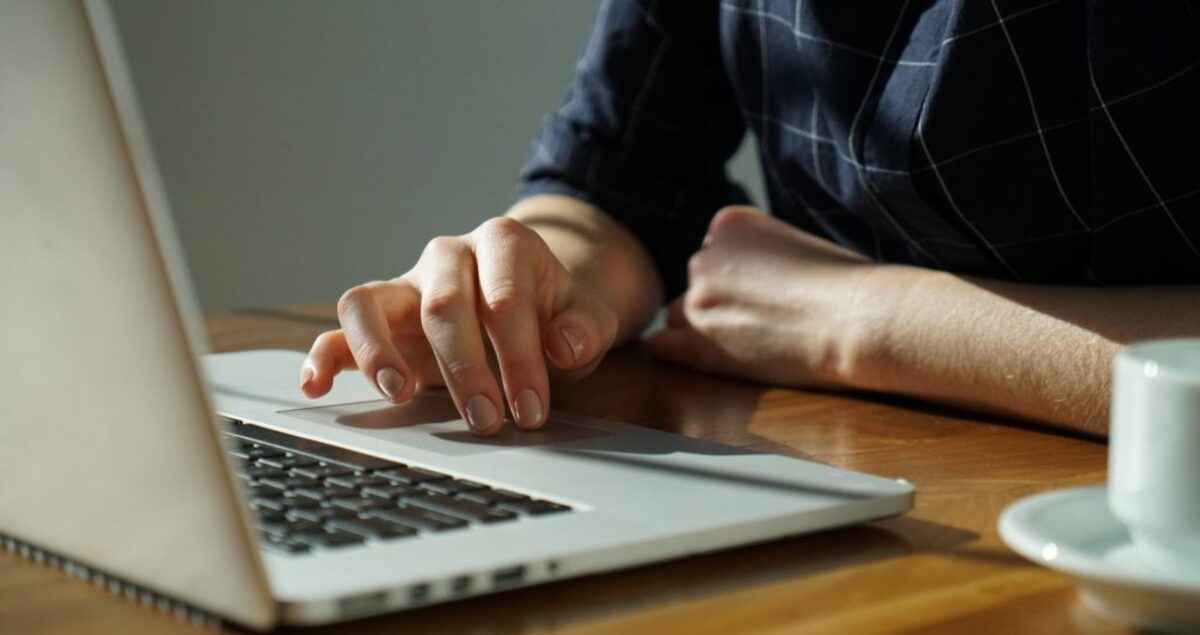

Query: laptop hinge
left=1, top=532, right=224, bottom=630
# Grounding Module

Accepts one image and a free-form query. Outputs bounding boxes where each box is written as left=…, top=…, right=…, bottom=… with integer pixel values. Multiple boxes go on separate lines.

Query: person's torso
left=719, top=0, right=1200, bottom=283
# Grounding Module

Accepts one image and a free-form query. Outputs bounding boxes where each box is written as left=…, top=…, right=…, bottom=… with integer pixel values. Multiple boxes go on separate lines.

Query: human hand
left=301, top=217, right=618, bottom=435
left=648, top=206, right=909, bottom=390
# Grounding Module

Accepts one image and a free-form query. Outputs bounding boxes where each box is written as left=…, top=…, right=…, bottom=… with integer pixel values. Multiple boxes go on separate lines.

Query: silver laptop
left=0, top=1, right=913, bottom=629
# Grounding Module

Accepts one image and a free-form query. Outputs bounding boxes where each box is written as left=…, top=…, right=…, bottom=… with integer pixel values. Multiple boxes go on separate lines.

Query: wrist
left=507, top=196, right=661, bottom=344
left=839, top=263, right=937, bottom=393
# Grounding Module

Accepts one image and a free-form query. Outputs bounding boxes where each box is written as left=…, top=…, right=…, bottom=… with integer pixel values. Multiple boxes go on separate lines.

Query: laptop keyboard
left=220, top=419, right=572, bottom=555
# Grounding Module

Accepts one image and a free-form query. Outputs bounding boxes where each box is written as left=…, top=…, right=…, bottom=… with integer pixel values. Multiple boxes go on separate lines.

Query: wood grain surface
left=0, top=305, right=1130, bottom=634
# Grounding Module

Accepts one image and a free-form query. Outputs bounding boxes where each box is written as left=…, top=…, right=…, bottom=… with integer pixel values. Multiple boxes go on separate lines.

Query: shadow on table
left=549, top=346, right=786, bottom=448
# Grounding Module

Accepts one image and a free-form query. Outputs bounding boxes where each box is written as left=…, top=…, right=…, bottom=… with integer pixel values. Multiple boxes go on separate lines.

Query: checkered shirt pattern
left=518, top=0, right=1200, bottom=298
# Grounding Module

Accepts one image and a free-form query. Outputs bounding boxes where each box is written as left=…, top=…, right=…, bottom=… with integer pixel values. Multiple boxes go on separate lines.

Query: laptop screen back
left=0, top=1, right=274, bottom=628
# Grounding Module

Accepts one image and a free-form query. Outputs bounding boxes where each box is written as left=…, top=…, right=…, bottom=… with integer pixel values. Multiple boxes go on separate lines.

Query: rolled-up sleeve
left=518, top=0, right=748, bottom=300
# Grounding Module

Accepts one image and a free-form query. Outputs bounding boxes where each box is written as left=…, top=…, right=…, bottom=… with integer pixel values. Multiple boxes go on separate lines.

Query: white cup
left=1109, top=339, right=1200, bottom=570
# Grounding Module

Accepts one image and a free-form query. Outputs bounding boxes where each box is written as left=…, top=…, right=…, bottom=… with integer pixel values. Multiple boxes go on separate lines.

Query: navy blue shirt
left=519, top=0, right=1200, bottom=298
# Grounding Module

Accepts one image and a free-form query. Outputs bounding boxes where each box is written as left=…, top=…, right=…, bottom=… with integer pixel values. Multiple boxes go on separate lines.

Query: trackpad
left=278, top=392, right=608, bottom=457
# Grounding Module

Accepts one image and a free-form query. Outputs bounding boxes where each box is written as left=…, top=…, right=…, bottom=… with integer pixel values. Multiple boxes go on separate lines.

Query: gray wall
left=109, top=1, right=763, bottom=309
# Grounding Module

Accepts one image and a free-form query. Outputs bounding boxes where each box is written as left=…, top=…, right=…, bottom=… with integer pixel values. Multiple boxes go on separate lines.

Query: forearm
left=506, top=194, right=662, bottom=344
left=858, top=267, right=1200, bottom=437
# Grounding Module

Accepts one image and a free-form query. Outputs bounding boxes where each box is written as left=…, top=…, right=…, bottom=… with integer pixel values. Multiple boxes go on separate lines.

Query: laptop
left=0, top=1, right=914, bottom=629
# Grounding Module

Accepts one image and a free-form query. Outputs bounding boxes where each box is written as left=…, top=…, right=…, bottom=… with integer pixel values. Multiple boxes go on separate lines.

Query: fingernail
left=514, top=388, right=544, bottom=429
left=465, top=395, right=500, bottom=433
left=375, top=367, right=405, bottom=401
left=560, top=326, right=584, bottom=361
left=300, top=367, right=314, bottom=386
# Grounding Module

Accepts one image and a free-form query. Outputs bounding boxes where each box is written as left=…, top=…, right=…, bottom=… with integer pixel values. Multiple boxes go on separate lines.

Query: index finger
left=301, top=329, right=357, bottom=398
left=336, top=280, right=420, bottom=403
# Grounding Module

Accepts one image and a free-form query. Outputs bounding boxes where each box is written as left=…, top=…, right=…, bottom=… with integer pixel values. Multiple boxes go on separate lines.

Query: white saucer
left=999, top=486, right=1200, bottom=632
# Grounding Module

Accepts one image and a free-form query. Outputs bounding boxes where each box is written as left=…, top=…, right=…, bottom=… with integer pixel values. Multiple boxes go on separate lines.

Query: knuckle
left=480, top=284, right=525, bottom=318
left=336, top=285, right=373, bottom=319
left=709, top=205, right=756, bottom=235
left=687, top=251, right=712, bottom=279
left=685, top=284, right=721, bottom=314
left=349, top=337, right=383, bottom=364
left=421, top=288, right=468, bottom=322
left=422, top=235, right=466, bottom=259
left=440, top=357, right=480, bottom=384
left=478, top=216, right=527, bottom=240
left=312, top=330, right=341, bottom=348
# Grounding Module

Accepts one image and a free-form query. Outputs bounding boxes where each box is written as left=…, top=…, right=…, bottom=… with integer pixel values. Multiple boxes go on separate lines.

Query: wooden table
left=0, top=305, right=1127, bottom=634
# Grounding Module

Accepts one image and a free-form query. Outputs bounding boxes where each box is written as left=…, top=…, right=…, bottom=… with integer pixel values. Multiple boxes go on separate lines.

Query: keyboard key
left=258, top=517, right=295, bottom=536
left=243, top=446, right=286, bottom=460
left=262, top=537, right=311, bottom=554
left=258, top=475, right=320, bottom=491
left=294, top=486, right=359, bottom=502
left=251, top=496, right=290, bottom=512
left=304, top=448, right=393, bottom=472
left=408, top=494, right=517, bottom=523
left=294, top=529, right=366, bottom=549
left=328, top=518, right=417, bottom=540
left=329, top=497, right=395, bottom=513
left=255, top=510, right=290, bottom=531
left=374, top=466, right=449, bottom=485
left=497, top=499, right=571, bottom=516
left=225, top=425, right=394, bottom=470
left=291, top=464, right=354, bottom=480
left=287, top=506, right=359, bottom=524
left=248, top=485, right=285, bottom=498
left=226, top=422, right=570, bottom=544
left=419, top=479, right=487, bottom=496
left=282, top=496, right=322, bottom=510
left=325, top=474, right=391, bottom=490
left=240, top=464, right=288, bottom=481
left=368, top=506, right=467, bottom=532
left=261, top=517, right=322, bottom=536
left=456, top=489, right=530, bottom=506
left=361, top=483, right=427, bottom=500
left=256, top=509, right=289, bottom=523
left=257, top=455, right=319, bottom=470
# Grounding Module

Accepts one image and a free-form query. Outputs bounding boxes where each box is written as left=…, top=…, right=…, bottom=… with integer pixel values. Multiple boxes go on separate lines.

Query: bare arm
left=646, top=205, right=1198, bottom=439
left=863, top=269, right=1200, bottom=436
